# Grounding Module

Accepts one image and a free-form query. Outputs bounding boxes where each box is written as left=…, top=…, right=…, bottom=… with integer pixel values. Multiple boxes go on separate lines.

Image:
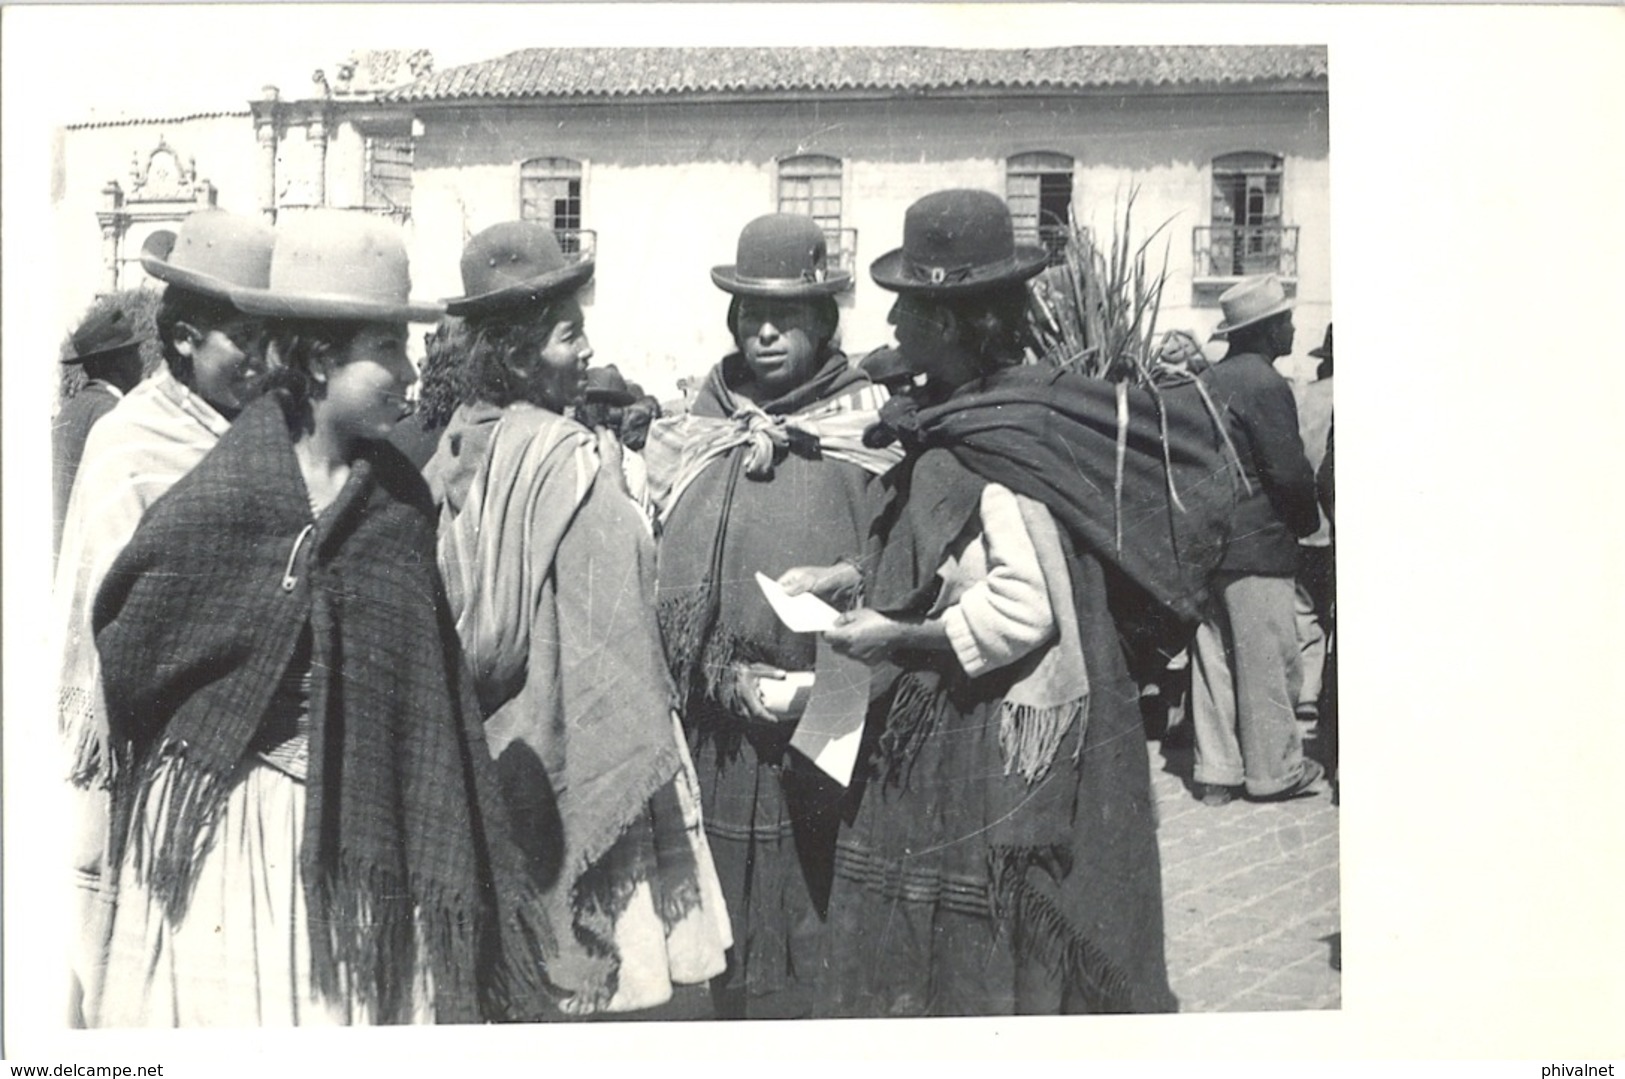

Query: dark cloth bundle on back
left=869, top=363, right=1236, bottom=630
left=93, top=394, right=555, bottom=1024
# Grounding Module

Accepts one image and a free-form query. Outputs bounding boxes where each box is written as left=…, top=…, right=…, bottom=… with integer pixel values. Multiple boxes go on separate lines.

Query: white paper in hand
left=789, top=635, right=871, bottom=786
left=755, top=571, right=840, bottom=634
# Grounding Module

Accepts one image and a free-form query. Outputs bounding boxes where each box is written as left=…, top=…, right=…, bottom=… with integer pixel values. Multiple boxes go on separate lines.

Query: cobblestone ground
left=1151, top=721, right=1341, bottom=1013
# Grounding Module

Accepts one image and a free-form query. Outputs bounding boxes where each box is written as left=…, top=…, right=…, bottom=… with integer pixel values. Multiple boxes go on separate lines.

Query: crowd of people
left=48, top=186, right=1334, bottom=1027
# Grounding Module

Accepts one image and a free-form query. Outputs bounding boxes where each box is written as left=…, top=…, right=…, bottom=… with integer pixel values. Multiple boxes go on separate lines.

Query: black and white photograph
left=3, top=1, right=1621, bottom=1068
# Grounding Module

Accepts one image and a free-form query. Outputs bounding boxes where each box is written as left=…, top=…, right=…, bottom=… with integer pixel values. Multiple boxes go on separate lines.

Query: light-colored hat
left=233, top=209, right=443, bottom=323
left=1209, top=274, right=1296, bottom=338
left=711, top=214, right=852, bottom=298
left=140, top=209, right=275, bottom=300
left=444, top=221, right=595, bottom=317
left=870, top=189, right=1049, bottom=296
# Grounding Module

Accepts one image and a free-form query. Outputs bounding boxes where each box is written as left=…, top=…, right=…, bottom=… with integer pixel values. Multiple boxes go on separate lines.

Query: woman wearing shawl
left=644, top=214, right=901, bottom=1019
left=423, top=222, right=729, bottom=1018
left=90, top=211, right=554, bottom=1026
left=780, top=190, right=1235, bottom=1016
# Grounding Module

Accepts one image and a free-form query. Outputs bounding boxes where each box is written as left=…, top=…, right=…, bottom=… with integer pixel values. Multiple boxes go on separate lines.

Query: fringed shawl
left=92, top=393, right=555, bottom=1024
left=55, top=369, right=231, bottom=789
left=649, top=352, right=900, bottom=739
left=430, top=402, right=685, bottom=1007
left=865, top=449, right=1090, bottom=786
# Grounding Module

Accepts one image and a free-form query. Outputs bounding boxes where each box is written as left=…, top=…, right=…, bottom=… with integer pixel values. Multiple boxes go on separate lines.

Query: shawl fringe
left=998, top=697, right=1088, bottom=785
left=61, top=684, right=111, bottom=788
left=988, top=845, right=1136, bottom=1014
left=876, top=670, right=946, bottom=790
left=117, top=744, right=236, bottom=922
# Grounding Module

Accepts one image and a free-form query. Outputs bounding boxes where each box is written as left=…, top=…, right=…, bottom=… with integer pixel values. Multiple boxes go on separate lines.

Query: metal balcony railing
left=821, top=227, right=858, bottom=276
left=554, top=227, right=597, bottom=259
left=1193, top=224, right=1300, bottom=279
left=1015, top=224, right=1092, bottom=266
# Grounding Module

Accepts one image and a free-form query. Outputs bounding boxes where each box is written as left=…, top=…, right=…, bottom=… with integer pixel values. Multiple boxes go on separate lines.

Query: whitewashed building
left=55, top=45, right=1330, bottom=396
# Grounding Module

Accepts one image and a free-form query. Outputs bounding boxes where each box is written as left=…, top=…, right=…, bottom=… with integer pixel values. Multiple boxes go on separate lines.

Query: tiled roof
left=382, top=45, right=1328, bottom=103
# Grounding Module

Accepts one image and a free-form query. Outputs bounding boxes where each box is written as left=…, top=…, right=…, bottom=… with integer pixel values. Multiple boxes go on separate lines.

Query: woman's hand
left=823, top=608, right=906, bottom=664
left=777, top=561, right=862, bottom=604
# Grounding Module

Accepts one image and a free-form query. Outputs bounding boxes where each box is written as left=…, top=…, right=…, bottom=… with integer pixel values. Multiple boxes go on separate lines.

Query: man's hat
left=444, top=221, right=595, bottom=317
left=711, top=214, right=852, bottom=298
left=583, top=364, right=636, bottom=406
left=870, top=189, right=1049, bottom=296
left=62, top=306, right=144, bottom=365
left=1209, top=274, right=1296, bottom=339
left=233, top=209, right=443, bottom=323
left=1308, top=322, right=1333, bottom=360
left=140, top=209, right=275, bottom=300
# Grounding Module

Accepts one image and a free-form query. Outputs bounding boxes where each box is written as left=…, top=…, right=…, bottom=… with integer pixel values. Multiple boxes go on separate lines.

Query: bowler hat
left=1209, top=274, right=1296, bottom=339
left=1308, top=322, right=1332, bottom=360
left=62, top=306, right=144, bottom=365
left=140, top=209, right=275, bottom=301
left=870, top=189, right=1049, bottom=296
left=233, top=210, right=443, bottom=323
left=444, top=221, right=594, bottom=317
left=583, top=364, right=636, bottom=406
left=711, top=214, right=852, bottom=298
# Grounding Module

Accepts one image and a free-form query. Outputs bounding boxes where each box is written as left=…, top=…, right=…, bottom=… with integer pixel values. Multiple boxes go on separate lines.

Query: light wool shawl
left=430, top=402, right=685, bottom=1002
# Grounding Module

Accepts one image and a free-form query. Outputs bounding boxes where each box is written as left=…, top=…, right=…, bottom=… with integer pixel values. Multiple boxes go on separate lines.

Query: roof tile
left=382, top=45, right=1327, bottom=103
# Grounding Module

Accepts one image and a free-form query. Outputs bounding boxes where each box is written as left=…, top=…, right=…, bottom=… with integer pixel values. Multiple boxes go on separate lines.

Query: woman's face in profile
left=526, top=298, right=594, bottom=412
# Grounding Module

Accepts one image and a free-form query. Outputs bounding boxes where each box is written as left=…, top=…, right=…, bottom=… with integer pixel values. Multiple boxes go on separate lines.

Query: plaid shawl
left=430, top=402, right=686, bottom=1008
left=93, top=394, right=555, bottom=1024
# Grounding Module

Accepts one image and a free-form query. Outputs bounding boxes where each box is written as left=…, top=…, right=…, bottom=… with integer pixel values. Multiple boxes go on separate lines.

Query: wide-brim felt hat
left=445, top=221, right=594, bottom=317
left=711, top=213, right=852, bottom=298
left=233, top=209, right=443, bottom=323
left=140, top=209, right=275, bottom=301
left=870, top=188, right=1049, bottom=296
left=1308, top=322, right=1332, bottom=359
left=62, top=305, right=145, bottom=365
left=1209, top=273, right=1296, bottom=338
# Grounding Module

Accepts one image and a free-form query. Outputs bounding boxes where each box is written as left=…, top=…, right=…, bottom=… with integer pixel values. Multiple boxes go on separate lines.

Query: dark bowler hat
left=62, top=306, right=144, bottom=365
left=141, top=209, right=275, bottom=301
left=583, top=364, right=636, bottom=406
left=444, top=221, right=595, bottom=317
left=1308, top=322, right=1333, bottom=360
left=711, top=214, right=852, bottom=298
left=233, top=209, right=442, bottom=323
left=870, top=189, right=1049, bottom=296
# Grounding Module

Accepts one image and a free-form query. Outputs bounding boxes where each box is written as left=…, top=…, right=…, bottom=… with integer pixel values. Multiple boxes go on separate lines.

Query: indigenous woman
left=424, top=222, right=729, bottom=1018
left=782, top=190, right=1234, bottom=1017
left=644, top=213, right=902, bottom=1019
left=91, top=211, right=553, bottom=1026
left=53, top=209, right=275, bottom=1027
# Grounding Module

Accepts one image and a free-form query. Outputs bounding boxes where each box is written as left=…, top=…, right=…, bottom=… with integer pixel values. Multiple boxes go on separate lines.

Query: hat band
left=902, top=252, right=1020, bottom=286
left=732, top=266, right=832, bottom=288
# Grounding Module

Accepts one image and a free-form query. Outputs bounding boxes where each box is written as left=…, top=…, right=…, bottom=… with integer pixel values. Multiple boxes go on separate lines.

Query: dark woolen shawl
left=858, top=443, right=1178, bottom=1013
left=656, top=349, right=878, bottom=739
left=93, top=394, right=555, bottom=1024
left=867, top=364, right=1235, bottom=632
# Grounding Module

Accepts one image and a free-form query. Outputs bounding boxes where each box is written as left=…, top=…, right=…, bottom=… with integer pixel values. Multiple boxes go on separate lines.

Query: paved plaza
left=1151, top=723, right=1341, bottom=1013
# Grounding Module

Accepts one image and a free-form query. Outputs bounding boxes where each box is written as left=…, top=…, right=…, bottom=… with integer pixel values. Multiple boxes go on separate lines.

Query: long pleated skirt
left=93, top=757, right=434, bottom=1027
